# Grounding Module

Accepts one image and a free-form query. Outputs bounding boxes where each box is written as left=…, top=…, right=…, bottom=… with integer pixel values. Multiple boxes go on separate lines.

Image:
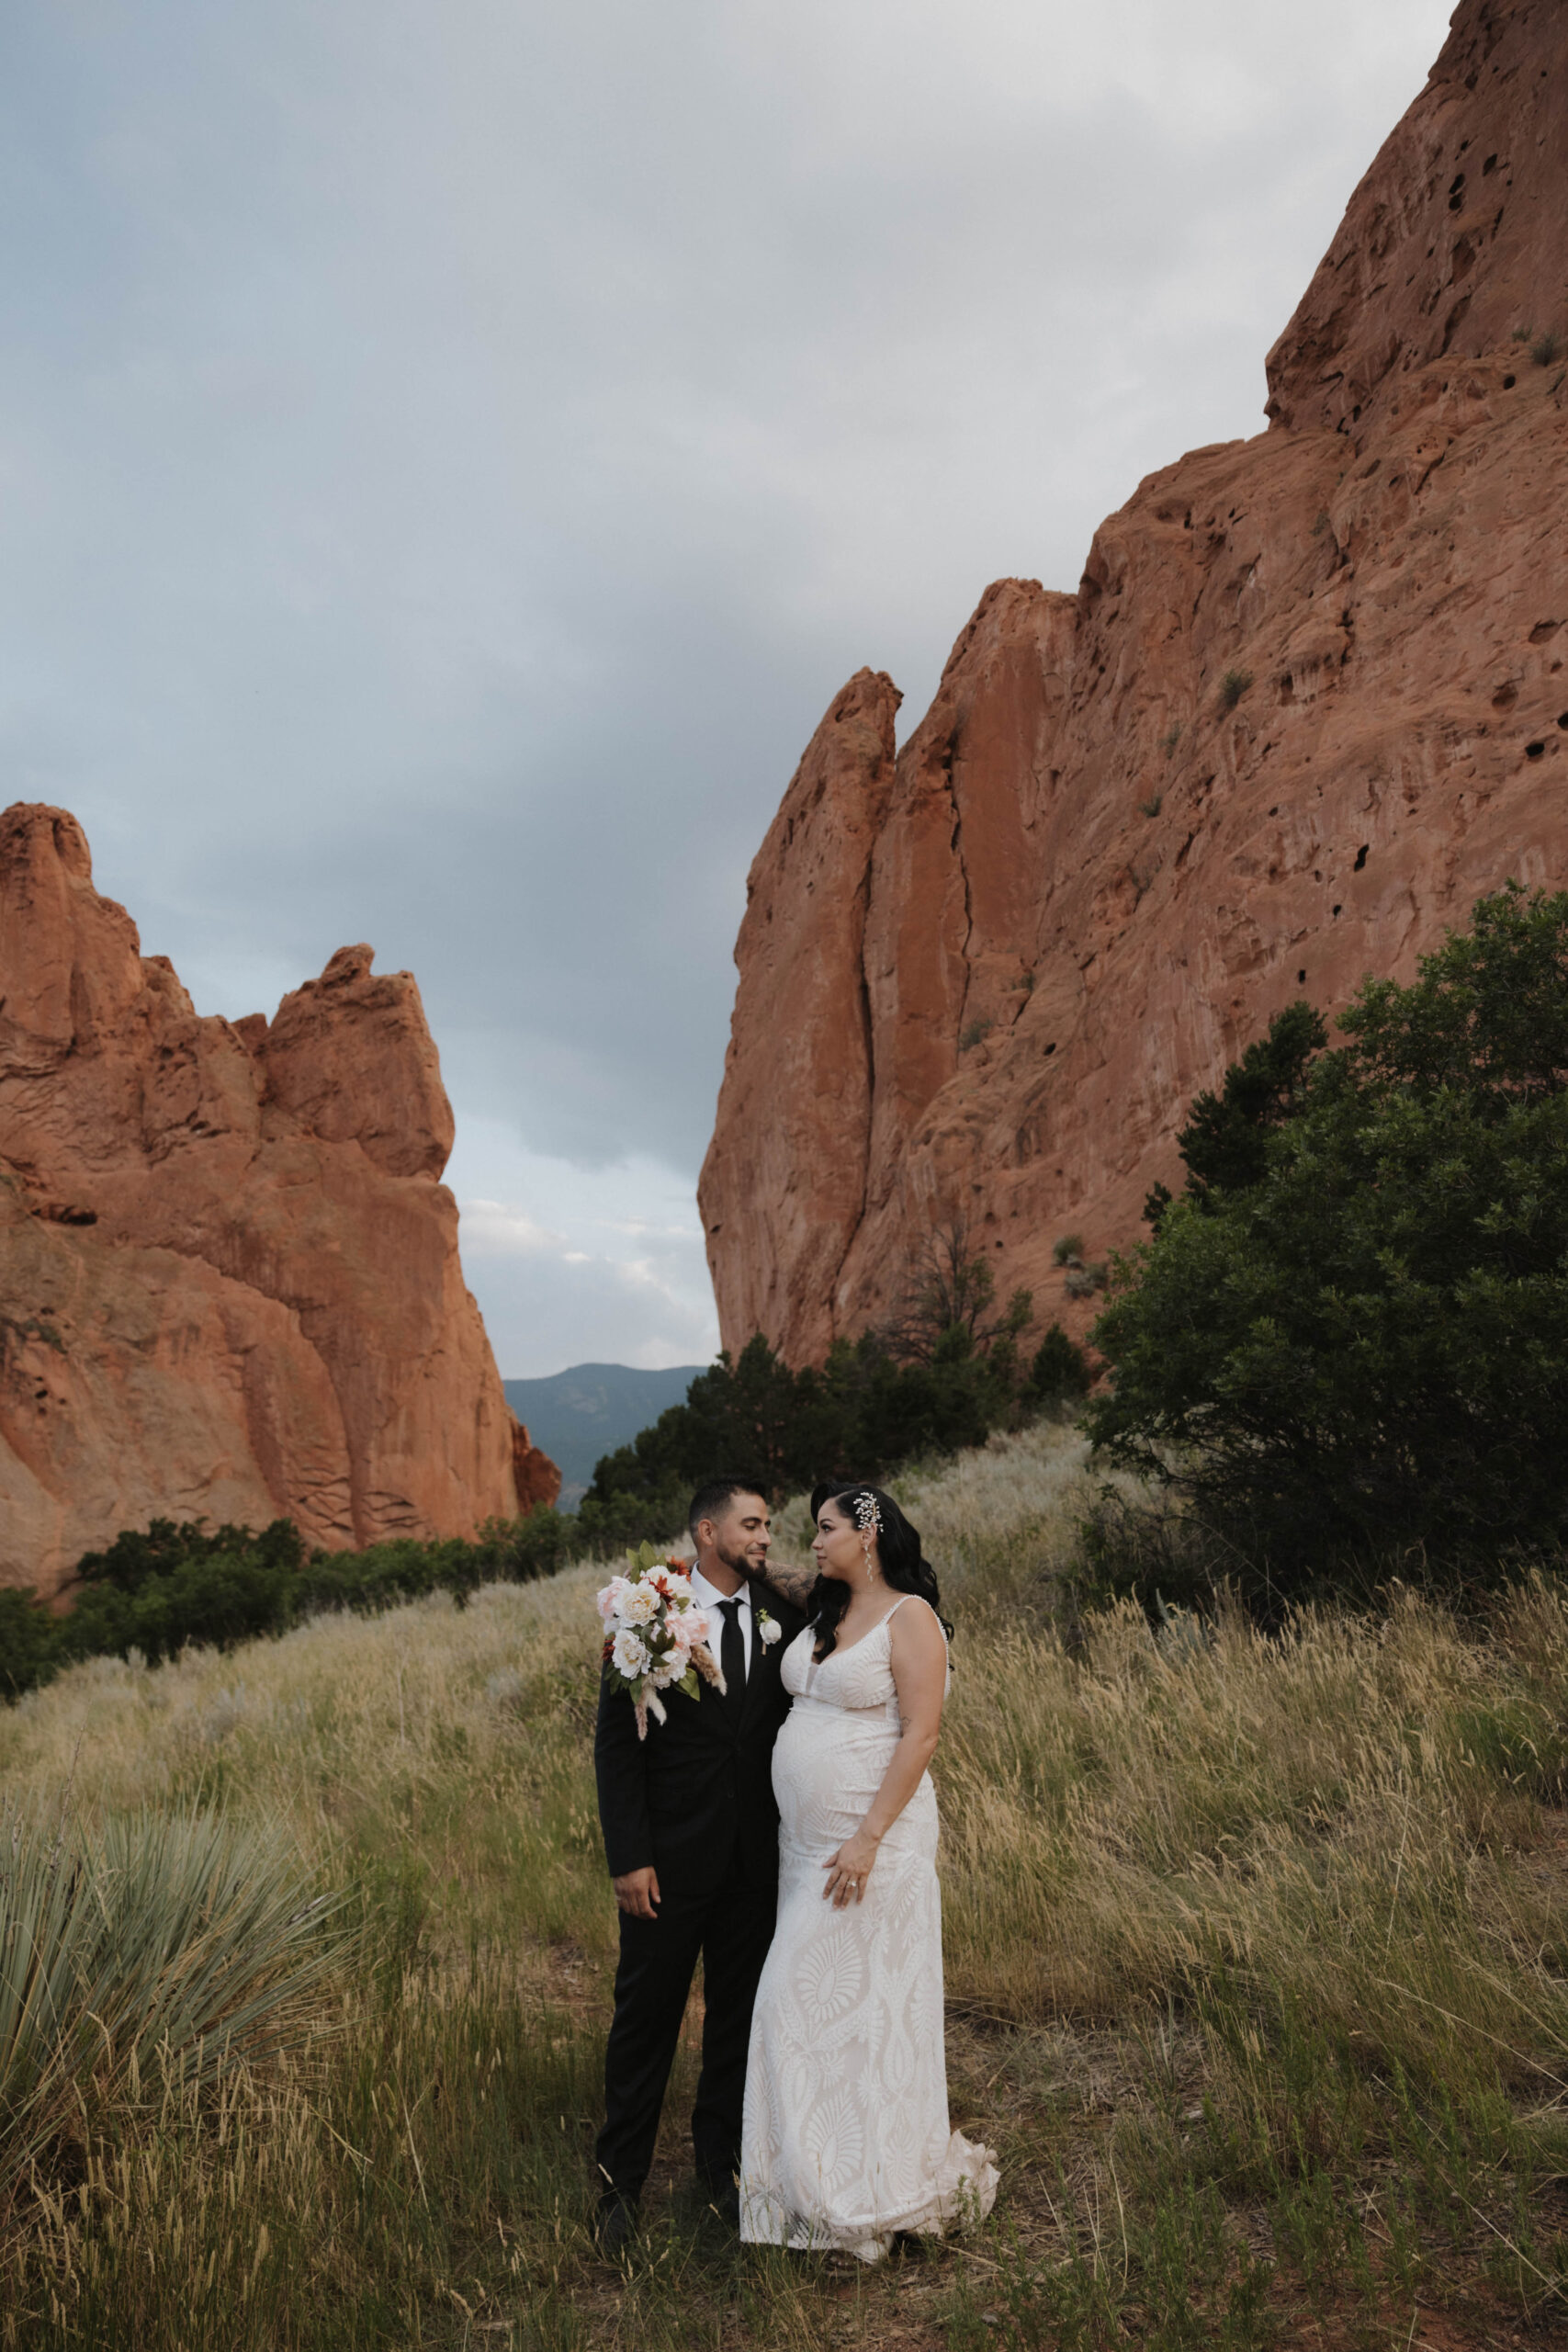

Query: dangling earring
left=853, top=1490, right=882, bottom=1586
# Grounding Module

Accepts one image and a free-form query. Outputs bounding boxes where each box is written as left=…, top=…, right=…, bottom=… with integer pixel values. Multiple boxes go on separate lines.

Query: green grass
left=2, top=1422, right=1565, bottom=2346
left=0, top=1806, right=352, bottom=2217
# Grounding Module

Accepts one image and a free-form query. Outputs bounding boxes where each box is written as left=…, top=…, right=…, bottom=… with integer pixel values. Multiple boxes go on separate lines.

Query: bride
left=741, top=1483, right=998, bottom=2261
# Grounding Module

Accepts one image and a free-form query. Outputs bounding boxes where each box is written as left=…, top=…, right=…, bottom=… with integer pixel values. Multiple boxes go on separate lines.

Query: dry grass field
left=3, top=1419, right=1566, bottom=2349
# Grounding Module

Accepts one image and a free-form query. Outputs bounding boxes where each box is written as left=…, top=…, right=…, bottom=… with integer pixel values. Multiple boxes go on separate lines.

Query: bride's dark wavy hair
left=806, top=1482, right=953, bottom=1660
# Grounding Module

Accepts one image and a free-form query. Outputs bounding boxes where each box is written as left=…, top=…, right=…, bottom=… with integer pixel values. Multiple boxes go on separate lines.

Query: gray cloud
left=0, top=0, right=1453, bottom=1369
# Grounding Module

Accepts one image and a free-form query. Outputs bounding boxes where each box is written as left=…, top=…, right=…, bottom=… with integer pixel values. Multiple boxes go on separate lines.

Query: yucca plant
left=0, top=1807, right=351, bottom=2208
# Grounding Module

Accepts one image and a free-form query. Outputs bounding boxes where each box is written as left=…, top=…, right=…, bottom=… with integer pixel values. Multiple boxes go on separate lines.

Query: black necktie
left=718, top=1597, right=746, bottom=1714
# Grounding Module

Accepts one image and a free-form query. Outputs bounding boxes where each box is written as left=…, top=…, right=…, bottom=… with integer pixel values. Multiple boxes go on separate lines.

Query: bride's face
left=812, top=1498, right=875, bottom=1585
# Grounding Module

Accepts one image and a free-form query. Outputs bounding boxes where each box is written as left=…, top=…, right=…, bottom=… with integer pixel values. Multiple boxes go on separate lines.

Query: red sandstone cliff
left=702, top=0, right=1568, bottom=1365
left=0, top=805, right=558, bottom=1600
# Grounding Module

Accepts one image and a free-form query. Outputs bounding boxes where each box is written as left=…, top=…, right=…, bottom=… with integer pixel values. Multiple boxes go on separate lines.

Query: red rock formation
left=703, top=670, right=902, bottom=1347
left=1266, top=0, right=1568, bottom=434
left=512, top=1419, right=561, bottom=1514
left=702, top=0, right=1568, bottom=1366
left=0, top=805, right=558, bottom=1600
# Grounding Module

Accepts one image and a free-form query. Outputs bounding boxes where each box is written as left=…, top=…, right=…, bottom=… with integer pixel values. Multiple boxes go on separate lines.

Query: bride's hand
left=822, top=1830, right=879, bottom=1906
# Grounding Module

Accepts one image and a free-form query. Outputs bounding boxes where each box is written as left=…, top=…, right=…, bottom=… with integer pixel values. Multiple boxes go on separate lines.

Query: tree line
left=3, top=881, right=1562, bottom=1697
left=574, top=1246, right=1090, bottom=1553
left=0, top=1243, right=1089, bottom=1701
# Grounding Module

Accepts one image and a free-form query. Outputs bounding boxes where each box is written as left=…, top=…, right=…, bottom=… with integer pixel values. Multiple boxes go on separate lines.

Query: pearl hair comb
left=852, top=1492, right=881, bottom=1538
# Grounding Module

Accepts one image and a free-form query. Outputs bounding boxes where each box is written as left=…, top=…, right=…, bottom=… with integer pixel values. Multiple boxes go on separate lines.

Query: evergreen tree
left=1089, top=887, right=1568, bottom=1590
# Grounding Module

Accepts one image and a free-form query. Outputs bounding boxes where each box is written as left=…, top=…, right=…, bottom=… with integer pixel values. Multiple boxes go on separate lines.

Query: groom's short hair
left=688, top=1477, right=765, bottom=1546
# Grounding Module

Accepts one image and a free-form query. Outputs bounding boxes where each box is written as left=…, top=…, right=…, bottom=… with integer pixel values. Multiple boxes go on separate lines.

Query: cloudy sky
left=0, top=0, right=1454, bottom=1374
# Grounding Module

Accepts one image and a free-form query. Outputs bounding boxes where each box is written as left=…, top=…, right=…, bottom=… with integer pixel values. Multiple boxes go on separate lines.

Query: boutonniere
left=756, top=1608, right=783, bottom=1648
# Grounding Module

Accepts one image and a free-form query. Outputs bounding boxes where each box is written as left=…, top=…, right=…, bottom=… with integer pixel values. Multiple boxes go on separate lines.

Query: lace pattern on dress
left=739, top=1600, right=998, bottom=2260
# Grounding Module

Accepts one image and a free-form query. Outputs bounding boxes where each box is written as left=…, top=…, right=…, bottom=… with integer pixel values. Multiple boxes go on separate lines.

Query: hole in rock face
left=1526, top=741, right=1546, bottom=760
left=1354, top=844, right=1370, bottom=870
left=1297, top=970, right=1307, bottom=985
left=1332, top=905, right=1342, bottom=918
left=1504, top=374, right=1517, bottom=389
left=1449, top=172, right=1465, bottom=194
left=1483, top=153, right=1498, bottom=175
left=1557, top=713, right=1568, bottom=730
left=1529, top=620, right=1561, bottom=644
left=1494, top=681, right=1519, bottom=709
left=1043, top=1043, right=1056, bottom=1057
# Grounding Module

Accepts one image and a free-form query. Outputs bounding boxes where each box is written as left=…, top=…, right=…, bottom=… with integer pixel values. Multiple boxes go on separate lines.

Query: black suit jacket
left=594, top=1591, right=805, bottom=1895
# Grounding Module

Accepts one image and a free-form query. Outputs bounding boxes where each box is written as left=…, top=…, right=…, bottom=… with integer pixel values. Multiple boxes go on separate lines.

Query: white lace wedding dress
left=739, top=1598, right=998, bottom=2261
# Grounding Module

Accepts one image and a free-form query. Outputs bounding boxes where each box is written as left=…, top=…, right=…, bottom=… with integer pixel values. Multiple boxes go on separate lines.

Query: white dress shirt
left=690, top=1564, right=752, bottom=1679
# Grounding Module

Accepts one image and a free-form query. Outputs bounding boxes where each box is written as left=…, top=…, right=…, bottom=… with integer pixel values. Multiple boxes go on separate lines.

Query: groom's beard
left=716, top=1538, right=766, bottom=1585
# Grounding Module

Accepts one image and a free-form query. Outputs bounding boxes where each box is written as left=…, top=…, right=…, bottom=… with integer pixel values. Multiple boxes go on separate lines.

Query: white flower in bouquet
left=595, top=1576, right=629, bottom=1625
left=612, top=1627, right=649, bottom=1679
left=620, top=1582, right=659, bottom=1626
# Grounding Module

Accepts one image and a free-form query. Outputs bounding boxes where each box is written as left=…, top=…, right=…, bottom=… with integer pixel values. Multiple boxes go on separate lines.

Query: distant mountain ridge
left=502, top=1363, right=706, bottom=1503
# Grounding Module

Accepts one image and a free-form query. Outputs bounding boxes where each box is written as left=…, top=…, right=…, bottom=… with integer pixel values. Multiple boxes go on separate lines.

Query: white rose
left=612, top=1629, right=649, bottom=1679
left=663, top=1573, right=694, bottom=1603
left=596, top=1577, right=629, bottom=1624
left=758, top=1615, right=783, bottom=1647
left=621, top=1583, right=659, bottom=1626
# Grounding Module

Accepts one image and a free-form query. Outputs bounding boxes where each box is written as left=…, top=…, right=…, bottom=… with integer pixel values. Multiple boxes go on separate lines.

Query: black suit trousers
left=594, top=1843, right=776, bottom=2200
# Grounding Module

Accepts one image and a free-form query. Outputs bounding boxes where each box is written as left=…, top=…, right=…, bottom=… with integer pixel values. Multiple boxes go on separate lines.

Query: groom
left=592, top=1477, right=807, bottom=2252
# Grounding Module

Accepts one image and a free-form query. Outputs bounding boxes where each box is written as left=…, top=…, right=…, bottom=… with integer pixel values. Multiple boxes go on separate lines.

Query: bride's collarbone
left=832, top=1596, right=903, bottom=1654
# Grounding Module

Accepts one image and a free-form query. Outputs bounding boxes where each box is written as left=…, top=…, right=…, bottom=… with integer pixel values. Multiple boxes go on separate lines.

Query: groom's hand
left=612, top=1866, right=661, bottom=1920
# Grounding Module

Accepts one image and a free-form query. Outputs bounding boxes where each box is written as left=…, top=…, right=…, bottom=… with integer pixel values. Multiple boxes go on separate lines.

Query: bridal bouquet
left=596, top=1542, right=727, bottom=1738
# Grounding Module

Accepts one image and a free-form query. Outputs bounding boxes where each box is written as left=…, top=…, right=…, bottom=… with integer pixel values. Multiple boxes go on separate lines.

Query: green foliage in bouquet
left=1088, top=885, right=1568, bottom=1597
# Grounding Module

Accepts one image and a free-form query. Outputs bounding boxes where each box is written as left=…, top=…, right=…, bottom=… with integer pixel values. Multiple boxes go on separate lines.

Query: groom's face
left=708, top=1494, right=772, bottom=1581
